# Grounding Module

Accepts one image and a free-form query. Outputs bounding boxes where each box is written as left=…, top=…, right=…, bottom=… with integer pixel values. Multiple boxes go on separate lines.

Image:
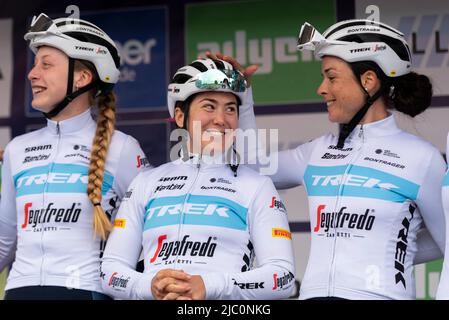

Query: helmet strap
left=228, top=143, right=240, bottom=177
left=43, top=58, right=100, bottom=119
left=336, top=68, right=387, bottom=149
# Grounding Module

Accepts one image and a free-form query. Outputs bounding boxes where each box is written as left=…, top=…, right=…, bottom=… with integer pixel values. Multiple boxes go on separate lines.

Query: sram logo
left=16, top=173, right=88, bottom=188
left=311, top=174, right=399, bottom=190
left=146, top=203, right=229, bottom=220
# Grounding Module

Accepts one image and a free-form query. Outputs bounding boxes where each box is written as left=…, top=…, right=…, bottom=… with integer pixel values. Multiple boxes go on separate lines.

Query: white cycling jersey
left=436, top=133, right=449, bottom=300
left=0, top=109, right=149, bottom=293
left=241, top=106, right=446, bottom=299
left=100, top=155, right=295, bottom=300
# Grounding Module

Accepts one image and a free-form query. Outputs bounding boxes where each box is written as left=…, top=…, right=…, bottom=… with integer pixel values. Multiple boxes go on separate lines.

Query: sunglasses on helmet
left=193, top=69, right=247, bottom=93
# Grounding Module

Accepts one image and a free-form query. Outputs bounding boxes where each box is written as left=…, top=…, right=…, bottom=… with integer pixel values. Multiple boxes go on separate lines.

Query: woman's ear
left=74, top=67, right=94, bottom=89
left=360, top=70, right=380, bottom=93
left=174, top=106, right=184, bottom=128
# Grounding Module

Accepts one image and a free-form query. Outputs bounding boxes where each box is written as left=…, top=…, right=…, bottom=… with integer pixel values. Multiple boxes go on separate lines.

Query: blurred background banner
left=186, top=0, right=335, bottom=104
left=25, top=7, right=169, bottom=115
left=0, top=0, right=447, bottom=300
left=356, top=0, right=449, bottom=96
left=0, top=18, right=12, bottom=119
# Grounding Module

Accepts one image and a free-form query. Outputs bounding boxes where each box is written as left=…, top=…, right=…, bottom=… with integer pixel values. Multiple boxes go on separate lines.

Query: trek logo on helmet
left=349, top=47, right=371, bottom=53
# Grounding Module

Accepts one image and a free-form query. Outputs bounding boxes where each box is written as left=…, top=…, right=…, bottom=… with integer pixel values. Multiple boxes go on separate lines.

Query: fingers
left=198, top=51, right=218, bottom=60
left=205, top=51, right=223, bottom=60
left=151, top=269, right=192, bottom=300
left=221, top=55, right=243, bottom=72
left=176, top=295, right=193, bottom=300
left=163, top=292, right=181, bottom=300
left=165, top=281, right=191, bottom=294
left=155, top=276, right=186, bottom=293
left=244, top=64, right=259, bottom=77
left=154, top=269, right=191, bottom=282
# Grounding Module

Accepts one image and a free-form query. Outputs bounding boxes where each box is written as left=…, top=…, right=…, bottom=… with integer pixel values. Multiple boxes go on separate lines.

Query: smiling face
left=27, top=46, right=70, bottom=113
left=175, top=91, right=239, bottom=155
left=317, top=56, right=367, bottom=124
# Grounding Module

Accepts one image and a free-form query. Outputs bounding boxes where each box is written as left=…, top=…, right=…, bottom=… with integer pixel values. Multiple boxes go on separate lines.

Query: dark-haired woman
left=100, top=58, right=295, bottom=300
left=233, top=19, right=446, bottom=300
left=437, top=134, right=449, bottom=299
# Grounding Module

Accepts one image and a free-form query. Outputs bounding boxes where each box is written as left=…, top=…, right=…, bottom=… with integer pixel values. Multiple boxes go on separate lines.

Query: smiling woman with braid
left=0, top=13, right=149, bottom=300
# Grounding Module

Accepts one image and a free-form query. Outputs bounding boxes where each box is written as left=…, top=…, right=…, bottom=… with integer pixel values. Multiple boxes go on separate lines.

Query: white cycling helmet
left=297, top=19, right=412, bottom=77
left=24, top=13, right=121, bottom=117
left=167, top=58, right=247, bottom=118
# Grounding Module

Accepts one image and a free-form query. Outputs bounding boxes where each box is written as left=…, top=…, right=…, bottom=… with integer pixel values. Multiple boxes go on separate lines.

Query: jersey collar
left=46, top=108, right=96, bottom=135
left=175, top=151, right=231, bottom=169
left=347, top=113, right=401, bottom=142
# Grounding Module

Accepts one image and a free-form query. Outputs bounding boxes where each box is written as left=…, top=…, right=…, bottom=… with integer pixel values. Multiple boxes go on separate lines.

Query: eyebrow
left=34, top=54, right=51, bottom=63
left=321, top=67, right=336, bottom=76
left=199, top=98, right=237, bottom=105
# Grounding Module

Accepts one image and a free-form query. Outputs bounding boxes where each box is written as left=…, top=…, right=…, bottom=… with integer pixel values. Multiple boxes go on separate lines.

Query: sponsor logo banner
left=186, top=0, right=335, bottom=104
left=26, top=7, right=168, bottom=115
left=356, top=0, right=449, bottom=96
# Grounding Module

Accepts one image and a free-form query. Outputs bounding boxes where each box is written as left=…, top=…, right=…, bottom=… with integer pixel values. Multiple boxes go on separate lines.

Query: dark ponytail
left=350, top=61, right=432, bottom=117
left=391, top=72, right=432, bottom=117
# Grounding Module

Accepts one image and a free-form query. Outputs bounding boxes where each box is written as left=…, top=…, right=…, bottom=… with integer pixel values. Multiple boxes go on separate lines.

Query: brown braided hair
left=75, top=60, right=117, bottom=240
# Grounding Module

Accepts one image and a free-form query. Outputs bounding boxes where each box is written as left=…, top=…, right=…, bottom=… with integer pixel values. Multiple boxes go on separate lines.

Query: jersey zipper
left=173, top=154, right=202, bottom=270
left=40, top=122, right=62, bottom=285
left=327, top=124, right=364, bottom=296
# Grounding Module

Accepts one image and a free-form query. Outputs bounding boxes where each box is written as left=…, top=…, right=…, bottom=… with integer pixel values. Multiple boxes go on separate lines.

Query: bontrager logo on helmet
left=73, top=26, right=105, bottom=38
left=166, top=58, right=248, bottom=118
left=297, top=19, right=412, bottom=78
left=347, top=27, right=381, bottom=33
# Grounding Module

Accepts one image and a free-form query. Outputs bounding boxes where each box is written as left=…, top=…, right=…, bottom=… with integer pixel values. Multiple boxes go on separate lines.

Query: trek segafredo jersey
left=257, top=115, right=446, bottom=299
left=100, top=156, right=295, bottom=300
left=0, top=109, right=149, bottom=293
left=436, top=133, right=449, bottom=300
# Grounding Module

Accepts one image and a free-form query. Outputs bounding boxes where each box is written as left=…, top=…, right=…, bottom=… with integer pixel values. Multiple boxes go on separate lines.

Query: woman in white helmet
left=233, top=19, right=447, bottom=299
left=437, top=136, right=449, bottom=299
left=0, top=13, right=149, bottom=299
left=100, top=58, right=295, bottom=300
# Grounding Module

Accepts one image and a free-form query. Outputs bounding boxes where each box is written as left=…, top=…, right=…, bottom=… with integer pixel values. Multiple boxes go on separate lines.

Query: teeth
left=32, top=87, right=46, bottom=94
left=326, top=100, right=335, bottom=107
left=208, top=131, right=223, bottom=136
left=206, top=130, right=224, bottom=136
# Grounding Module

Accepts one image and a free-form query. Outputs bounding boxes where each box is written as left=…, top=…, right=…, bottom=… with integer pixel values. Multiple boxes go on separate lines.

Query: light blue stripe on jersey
left=13, top=163, right=114, bottom=197
left=144, top=194, right=248, bottom=231
left=304, top=164, right=419, bottom=202
left=444, top=172, right=449, bottom=187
